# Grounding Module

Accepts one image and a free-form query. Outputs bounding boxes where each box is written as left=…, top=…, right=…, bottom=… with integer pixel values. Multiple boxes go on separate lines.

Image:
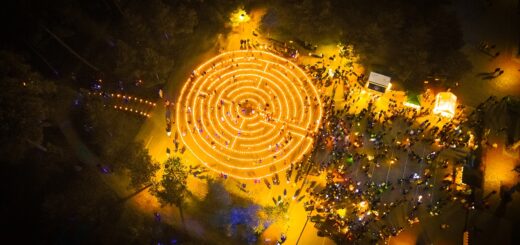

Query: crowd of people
left=267, top=52, right=480, bottom=243
left=166, top=39, right=493, bottom=243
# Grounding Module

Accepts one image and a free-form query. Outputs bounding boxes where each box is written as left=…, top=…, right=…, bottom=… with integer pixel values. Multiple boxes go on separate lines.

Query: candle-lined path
left=176, top=50, right=323, bottom=179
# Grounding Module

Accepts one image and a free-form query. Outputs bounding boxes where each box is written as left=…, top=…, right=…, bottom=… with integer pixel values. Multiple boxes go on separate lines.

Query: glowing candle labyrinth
left=176, top=50, right=323, bottom=179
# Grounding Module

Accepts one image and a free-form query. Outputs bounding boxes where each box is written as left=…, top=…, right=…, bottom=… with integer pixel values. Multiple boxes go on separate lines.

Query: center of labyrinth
left=176, top=50, right=323, bottom=179
left=239, top=100, right=256, bottom=118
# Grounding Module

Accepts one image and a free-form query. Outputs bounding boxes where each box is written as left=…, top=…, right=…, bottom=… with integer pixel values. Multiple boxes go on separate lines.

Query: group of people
left=165, top=44, right=497, bottom=243
left=261, top=53, right=479, bottom=243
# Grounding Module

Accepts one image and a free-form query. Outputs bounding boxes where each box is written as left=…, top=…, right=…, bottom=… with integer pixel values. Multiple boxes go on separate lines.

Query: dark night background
left=0, top=0, right=519, bottom=244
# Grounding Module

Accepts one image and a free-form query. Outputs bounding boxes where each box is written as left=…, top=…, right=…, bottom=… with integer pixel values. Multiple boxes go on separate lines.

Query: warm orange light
left=337, top=208, right=347, bottom=218
left=433, top=92, right=457, bottom=119
left=175, top=50, right=323, bottom=179
left=230, top=9, right=250, bottom=26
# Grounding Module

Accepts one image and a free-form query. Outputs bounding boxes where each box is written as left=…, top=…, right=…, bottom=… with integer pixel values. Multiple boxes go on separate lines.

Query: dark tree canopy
left=0, top=51, right=56, bottom=163
left=81, top=95, right=141, bottom=164
left=152, top=156, right=189, bottom=207
left=261, top=0, right=471, bottom=90
left=114, top=141, right=160, bottom=190
left=3, top=0, right=236, bottom=93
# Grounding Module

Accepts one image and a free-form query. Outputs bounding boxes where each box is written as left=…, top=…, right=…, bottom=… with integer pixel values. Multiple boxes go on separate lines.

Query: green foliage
left=0, top=51, right=56, bottom=163
left=15, top=0, right=227, bottom=91
left=152, top=157, right=189, bottom=207
left=114, top=141, right=160, bottom=190
left=261, top=0, right=338, bottom=41
left=83, top=96, right=140, bottom=163
left=263, top=201, right=289, bottom=223
left=79, top=93, right=149, bottom=192
left=110, top=0, right=201, bottom=87
left=262, top=0, right=470, bottom=90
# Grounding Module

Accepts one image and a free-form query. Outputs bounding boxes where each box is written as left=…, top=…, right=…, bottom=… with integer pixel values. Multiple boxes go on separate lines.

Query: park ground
left=56, top=3, right=520, bottom=244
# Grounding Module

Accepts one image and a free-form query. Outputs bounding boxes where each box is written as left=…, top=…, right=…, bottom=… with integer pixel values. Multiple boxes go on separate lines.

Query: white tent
left=366, top=72, right=391, bottom=93
left=433, top=92, right=457, bottom=119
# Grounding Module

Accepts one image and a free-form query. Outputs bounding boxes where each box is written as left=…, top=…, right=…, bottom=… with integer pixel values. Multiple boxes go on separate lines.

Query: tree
left=0, top=51, right=56, bottom=163
left=194, top=179, right=264, bottom=243
left=113, top=39, right=140, bottom=82
left=152, top=156, right=189, bottom=225
left=81, top=94, right=141, bottom=164
left=263, top=0, right=470, bottom=90
left=110, top=0, right=201, bottom=88
left=263, top=201, right=289, bottom=223
left=115, top=141, right=159, bottom=190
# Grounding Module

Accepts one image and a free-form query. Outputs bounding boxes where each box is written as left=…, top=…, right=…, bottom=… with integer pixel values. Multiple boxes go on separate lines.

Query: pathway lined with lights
left=176, top=50, right=323, bottom=179
left=87, top=91, right=156, bottom=117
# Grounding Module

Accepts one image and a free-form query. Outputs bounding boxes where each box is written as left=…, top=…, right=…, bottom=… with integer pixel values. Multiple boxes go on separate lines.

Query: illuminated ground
left=125, top=7, right=519, bottom=245
left=176, top=50, right=323, bottom=179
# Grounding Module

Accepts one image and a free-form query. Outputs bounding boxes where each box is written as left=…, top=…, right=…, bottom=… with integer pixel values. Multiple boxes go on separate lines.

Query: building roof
left=368, top=72, right=391, bottom=87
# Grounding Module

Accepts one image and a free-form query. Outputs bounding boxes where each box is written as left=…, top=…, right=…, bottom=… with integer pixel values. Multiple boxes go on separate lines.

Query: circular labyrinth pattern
left=176, top=50, right=323, bottom=179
